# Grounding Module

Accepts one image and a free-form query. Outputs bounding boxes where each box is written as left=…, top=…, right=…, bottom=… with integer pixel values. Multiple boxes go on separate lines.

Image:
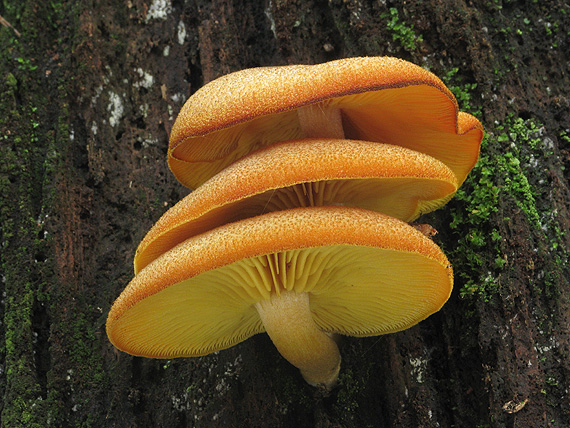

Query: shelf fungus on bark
left=134, top=138, right=458, bottom=273
left=106, top=207, right=453, bottom=389
left=168, top=56, right=483, bottom=190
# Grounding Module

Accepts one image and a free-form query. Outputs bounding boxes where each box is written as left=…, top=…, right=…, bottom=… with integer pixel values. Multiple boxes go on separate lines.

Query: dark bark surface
left=1, top=0, right=569, bottom=427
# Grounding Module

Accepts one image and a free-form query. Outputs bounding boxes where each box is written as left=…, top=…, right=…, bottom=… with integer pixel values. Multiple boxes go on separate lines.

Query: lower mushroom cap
left=107, top=206, right=453, bottom=360
left=134, top=138, right=458, bottom=273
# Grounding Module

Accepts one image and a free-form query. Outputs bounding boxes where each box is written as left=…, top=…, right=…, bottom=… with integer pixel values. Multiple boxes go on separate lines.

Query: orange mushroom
left=107, top=207, right=453, bottom=388
left=134, top=138, right=458, bottom=273
left=169, top=56, right=483, bottom=189
left=107, top=58, right=484, bottom=389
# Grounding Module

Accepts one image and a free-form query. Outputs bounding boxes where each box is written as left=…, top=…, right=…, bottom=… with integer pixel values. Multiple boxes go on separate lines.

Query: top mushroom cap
left=169, top=56, right=483, bottom=189
left=134, top=138, right=458, bottom=273
left=107, top=206, right=453, bottom=359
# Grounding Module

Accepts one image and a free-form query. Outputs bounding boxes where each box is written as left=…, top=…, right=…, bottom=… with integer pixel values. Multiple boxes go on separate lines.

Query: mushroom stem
left=297, top=104, right=345, bottom=139
left=255, top=291, right=341, bottom=388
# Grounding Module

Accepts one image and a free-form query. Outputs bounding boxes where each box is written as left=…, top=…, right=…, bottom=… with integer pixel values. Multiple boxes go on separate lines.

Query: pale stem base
left=255, top=291, right=341, bottom=388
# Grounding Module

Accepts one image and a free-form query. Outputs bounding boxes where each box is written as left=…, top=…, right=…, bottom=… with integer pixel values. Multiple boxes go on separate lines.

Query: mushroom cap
left=107, top=206, right=453, bottom=359
left=169, top=56, right=483, bottom=189
left=134, top=138, right=458, bottom=273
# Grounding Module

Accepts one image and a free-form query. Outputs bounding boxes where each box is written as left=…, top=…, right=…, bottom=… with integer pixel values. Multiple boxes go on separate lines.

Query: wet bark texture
left=1, top=0, right=569, bottom=427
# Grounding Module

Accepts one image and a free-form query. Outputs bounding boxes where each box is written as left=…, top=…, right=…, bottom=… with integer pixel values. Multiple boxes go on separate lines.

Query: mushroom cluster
left=107, top=57, right=483, bottom=389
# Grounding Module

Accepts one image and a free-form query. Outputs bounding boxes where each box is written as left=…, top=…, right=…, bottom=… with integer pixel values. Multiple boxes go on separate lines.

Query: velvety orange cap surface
left=135, top=138, right=458, bottom=273
left=169, top=56, right=483, bottom=189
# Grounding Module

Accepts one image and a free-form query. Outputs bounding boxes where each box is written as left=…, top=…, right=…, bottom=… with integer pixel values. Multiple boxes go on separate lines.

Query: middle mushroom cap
left=134, top=138, right=458, bottom=273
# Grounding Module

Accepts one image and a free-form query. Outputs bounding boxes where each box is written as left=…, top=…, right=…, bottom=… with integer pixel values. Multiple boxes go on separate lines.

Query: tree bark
left=1, top=0, right=569, bottom=427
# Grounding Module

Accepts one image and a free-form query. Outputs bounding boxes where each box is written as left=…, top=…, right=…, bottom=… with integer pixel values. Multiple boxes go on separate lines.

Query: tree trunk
left=1, top=0, right=569, bottom=427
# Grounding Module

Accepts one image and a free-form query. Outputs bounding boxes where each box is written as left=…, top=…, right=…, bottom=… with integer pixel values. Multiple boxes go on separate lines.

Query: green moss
left=0, top=1, right=78, bottom=425
left=438, top=65, right=567, bottom=302
left=448, top=114, right=567, bottom=301
left=441, top=68, right=481, bottom=116
left=0, top=53, right=52, bottom=423
left=494, top=118, right=542, bottom=225
left=0, top=124, right=48, bottom=427
left=380, top=7, right=423, bottom=52
left=448, top=134, right=503, bottom=301
left=334, top=369, right=361, bottom=414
